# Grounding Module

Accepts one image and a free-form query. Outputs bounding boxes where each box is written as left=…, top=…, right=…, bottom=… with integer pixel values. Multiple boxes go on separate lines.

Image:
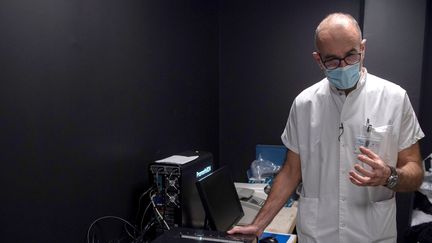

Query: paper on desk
left=155, top=155, right=198, bottom=164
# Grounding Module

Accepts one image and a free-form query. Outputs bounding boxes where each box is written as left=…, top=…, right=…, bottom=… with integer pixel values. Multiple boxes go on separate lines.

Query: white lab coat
left=281, top=69, right=424, bottom=243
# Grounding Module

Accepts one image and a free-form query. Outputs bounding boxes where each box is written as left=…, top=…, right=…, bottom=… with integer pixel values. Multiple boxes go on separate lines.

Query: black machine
left=149, top=151, right=213, bottom=229
left=195, top=166, right=245, bottom=231
left=150, top=166, right=258, bottom=243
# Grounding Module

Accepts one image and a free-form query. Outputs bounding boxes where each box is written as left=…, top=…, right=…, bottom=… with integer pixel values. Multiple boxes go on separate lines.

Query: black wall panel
left=218, top=0, right=362, bottom=181
left=419, top=0, right=432, bottom=163
left=363, top=0, right=426, bottom=113
left=0, top=1, right=219, bottom=242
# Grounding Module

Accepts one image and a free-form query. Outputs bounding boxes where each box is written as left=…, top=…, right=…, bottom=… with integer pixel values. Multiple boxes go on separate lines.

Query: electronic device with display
left=196, top=166, right=246, bottom=231
left=149, top=151, right=213, bottom=229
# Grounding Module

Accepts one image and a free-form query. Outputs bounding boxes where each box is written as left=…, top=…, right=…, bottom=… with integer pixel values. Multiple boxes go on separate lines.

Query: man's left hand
left=349, top=146, right=391, bottom=187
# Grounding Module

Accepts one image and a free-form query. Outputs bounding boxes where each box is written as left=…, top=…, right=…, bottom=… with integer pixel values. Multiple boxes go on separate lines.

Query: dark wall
left=362, top=1, right=427, bottom=241
left=363, top=0, right=426, bottom=113
left=218, top=0, right=362, bottom=181
left=0, top=1, right=219, bottom=242
left=0, top=0, right=430, bottom=242
left=419, top=0, right=432, bottom=161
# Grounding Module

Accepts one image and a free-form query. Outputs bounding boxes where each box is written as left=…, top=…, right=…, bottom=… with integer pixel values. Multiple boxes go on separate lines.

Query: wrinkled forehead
left=316, top=24, right=362, bottom=57
left=315, top=14, right=362, bottom=54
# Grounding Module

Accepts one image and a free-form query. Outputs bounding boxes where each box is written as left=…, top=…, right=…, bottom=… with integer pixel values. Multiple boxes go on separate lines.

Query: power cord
left=87, top=186, right=155, bottom=243
left=140, top=199, right=153, bottom=231
left=87, top=215, right=137, bottom=243
left=150, top=193, right=171, bottom=230
left=135, top=187, right=154, bottom=225
left=423, top=153, right=432, bottom=172
left=86, top=178, right=175, bottom=242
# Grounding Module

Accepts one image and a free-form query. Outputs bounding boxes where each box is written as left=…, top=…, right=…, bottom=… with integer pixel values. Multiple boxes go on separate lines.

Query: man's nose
left=339, top=59, right=348, bottom=67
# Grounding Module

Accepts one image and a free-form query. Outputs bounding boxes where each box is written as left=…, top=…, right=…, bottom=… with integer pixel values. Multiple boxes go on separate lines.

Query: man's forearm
left=393, top=143, right=424, bottom=192
left=251, top=151, right=301, bottom=234
left=394, top=162, right=424, bottom=192
left=252, top=174, right=299, bottom=233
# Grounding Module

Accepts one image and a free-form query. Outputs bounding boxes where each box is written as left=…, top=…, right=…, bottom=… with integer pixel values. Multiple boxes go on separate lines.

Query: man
left=228, top=13, right=425, bottom=242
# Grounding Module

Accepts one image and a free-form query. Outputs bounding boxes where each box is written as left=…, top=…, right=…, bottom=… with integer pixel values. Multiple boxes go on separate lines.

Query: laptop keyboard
left=246, top=197, right=265, bottom=207
left=179, top=229, right=257, bottom=243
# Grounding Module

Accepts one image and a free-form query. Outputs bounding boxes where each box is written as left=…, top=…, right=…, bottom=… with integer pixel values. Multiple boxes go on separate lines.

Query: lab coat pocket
left=355, top=125, right=392, bottom=155
left=298, top=196, right=318, bottom=239
left=371, top=125, right=395, bottom=166
left=355, top=124, right=395, bottom=172
left=369, top=197, right=397, bottom=242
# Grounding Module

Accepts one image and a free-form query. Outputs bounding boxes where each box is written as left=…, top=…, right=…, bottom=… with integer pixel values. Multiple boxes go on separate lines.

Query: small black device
left=260, top=236, right=278, bottom=243
left=149, top=151, right=213, bottom=229
left=195, top=166, right=245, bottom=231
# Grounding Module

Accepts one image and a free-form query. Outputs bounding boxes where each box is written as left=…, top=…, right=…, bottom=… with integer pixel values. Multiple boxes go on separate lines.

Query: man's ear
left=312, top=52, right=324, bottom=70
left=361, top=39, right=367, bottom=52
left=360, top=39, right=366, bottom=60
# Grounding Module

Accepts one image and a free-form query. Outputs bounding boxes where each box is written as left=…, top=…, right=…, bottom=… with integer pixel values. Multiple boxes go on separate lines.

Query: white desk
left=234, top=182, right=297, bottom=234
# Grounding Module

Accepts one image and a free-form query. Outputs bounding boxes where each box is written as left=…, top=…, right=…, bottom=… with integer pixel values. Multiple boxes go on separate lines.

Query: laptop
left=196, top=166, right=260, bottom=232
left=152, top=227, right=257, bottom=243
left=151, top=167, right=258, bottom=243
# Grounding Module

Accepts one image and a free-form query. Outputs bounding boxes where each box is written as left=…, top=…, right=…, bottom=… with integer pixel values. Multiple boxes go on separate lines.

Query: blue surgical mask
left=324, top=62, right=361, bottom=90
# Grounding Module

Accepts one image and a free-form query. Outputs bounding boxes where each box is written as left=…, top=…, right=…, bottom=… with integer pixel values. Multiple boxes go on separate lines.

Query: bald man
left=228, top=13, right=424, bottom=242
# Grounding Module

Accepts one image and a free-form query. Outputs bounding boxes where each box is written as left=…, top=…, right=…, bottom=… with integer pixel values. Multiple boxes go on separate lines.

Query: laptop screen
left=196, top=166, right=244, bottom=232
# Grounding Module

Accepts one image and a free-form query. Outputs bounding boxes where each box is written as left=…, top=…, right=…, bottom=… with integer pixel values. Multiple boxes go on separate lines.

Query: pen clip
left=366, top=118, right=372, bottom=133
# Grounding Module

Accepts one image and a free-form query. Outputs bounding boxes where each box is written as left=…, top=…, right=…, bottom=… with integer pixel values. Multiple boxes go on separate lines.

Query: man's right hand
left=227, top=224, right=262, bottom=236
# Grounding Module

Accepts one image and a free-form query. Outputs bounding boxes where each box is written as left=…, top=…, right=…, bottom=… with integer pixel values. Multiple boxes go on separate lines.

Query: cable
left=132, top=218, right=156, bottom=243
left=124, top=222, right=136, bottom=240
left=168, top=167, right=178, bottom=179
left=150, top=193, right=170, bottom=230
left=137, top=192, right=165, bottom=242
left=338, top=123, right=344, bottom=141
left=87, top=215, right=137, bottom=243
left=143, top=218, right=156, bottom=233
left=155, top=167, right=163, bottom=193
left=139, top=218, right=157, bottom=242
left=86, top=187, right=157, bottom=242
left=135, top=186, right=154, bottom=224
left=140, top=199, right=153, bottom=231
left=423, top=153, right=432, bottom=163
